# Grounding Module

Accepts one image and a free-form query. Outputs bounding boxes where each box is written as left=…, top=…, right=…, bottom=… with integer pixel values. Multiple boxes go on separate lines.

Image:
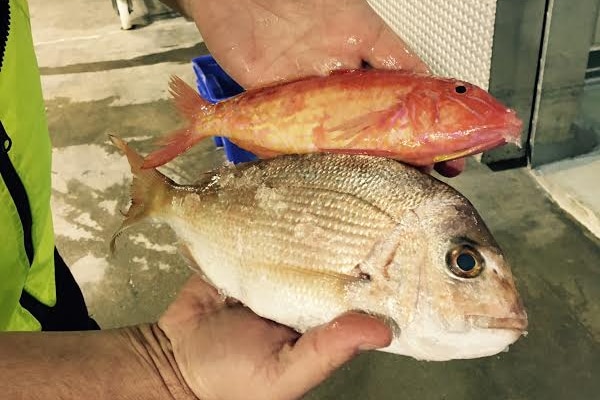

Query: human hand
left=425, top=159, right=467, bottom=178
left=188, top=0, right=429, bottom=89
left=158, top=274, right=392, bottom=400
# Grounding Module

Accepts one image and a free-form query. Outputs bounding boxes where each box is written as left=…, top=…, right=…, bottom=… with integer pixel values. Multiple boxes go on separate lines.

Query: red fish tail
left=142, top=128, right=204, bottom=169
left=142, top=76, right=213, bottom=168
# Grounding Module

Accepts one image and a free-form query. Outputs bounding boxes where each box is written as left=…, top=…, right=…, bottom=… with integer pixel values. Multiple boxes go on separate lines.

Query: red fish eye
left=455, top=85, right=467, bottom=94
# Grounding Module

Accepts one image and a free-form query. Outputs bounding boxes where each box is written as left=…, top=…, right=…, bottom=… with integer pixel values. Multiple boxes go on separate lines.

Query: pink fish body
left=142, top=69, right=522, bottom=169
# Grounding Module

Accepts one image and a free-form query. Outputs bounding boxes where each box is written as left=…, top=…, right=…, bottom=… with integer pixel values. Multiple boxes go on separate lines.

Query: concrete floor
left=32, top=0, right=600, bottom=398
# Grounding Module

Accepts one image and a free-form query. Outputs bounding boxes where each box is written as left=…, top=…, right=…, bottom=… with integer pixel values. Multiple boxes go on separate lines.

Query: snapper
left=112, top=136, right=527, bottom=361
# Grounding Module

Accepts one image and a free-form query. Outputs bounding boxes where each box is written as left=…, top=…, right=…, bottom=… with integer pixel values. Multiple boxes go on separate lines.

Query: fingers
left=434, top=158, right=466, bottom=177
left=276, top=312, right=392, bottom=398
left=363, top=25, right=430, bottom=74
left=418, top=158, right=466, bottom=178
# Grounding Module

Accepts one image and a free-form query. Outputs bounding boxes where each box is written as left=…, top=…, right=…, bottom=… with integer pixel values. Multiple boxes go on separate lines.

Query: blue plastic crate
left=191, top=55, right=258, bottom=164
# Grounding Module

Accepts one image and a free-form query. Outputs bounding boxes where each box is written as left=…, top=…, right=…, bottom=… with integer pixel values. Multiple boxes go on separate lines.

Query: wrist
left=124, top=324, right=199, bottom=400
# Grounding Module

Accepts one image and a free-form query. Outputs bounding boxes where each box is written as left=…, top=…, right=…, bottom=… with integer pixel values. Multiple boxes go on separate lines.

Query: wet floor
left=32, top=0, right=600, bottom=398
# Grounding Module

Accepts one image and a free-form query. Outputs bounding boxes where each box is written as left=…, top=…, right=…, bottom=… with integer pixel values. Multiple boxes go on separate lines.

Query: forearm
left=0, top=324, right=197, bottom=400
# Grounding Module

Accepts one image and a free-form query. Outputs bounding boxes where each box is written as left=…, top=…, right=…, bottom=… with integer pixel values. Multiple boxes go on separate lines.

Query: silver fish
left=110, top=135, right=527, bottom=361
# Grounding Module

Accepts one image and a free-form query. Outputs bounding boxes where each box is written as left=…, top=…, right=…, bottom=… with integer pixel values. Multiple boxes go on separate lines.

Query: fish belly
left=171, top=220, right=353, bottom=332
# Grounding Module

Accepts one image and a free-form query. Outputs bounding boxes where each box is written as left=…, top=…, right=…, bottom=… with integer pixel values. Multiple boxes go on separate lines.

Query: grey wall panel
left=482, top=0, right=547, bottom=165
left=528, top=0, right=600, bottom=167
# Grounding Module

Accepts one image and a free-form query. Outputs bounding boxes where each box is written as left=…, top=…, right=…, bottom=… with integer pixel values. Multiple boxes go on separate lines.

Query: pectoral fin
left=315, top=103, right=408, bottom=150
left=357, top=211, right=424, bottom=281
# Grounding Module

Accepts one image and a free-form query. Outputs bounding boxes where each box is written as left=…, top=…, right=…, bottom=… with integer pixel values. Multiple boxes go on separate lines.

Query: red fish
left=142, top=69, right=522, bottom=169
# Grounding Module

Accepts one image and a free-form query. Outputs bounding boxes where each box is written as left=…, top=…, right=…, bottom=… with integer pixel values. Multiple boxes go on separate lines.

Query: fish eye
left=455, top=85, right=467, bottom=94
left=446, top=245, right=484, bottom=278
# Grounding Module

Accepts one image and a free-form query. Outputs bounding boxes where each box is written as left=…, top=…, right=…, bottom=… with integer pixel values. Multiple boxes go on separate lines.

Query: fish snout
left=502, top=109, right=523, bottom=145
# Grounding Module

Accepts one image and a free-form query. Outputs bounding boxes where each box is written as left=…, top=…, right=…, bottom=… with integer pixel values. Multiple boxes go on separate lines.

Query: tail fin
left=109, top=135, right=175, bottom=254
left=141, top=76, right=213, bottom=169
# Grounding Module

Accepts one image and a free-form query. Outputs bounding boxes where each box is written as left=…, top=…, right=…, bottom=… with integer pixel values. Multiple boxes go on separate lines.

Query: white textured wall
left=367, top=0, right=498, bottom=89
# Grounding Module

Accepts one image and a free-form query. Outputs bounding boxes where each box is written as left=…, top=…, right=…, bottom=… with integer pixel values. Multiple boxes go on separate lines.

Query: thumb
left=276, top=312, right=393, bottom=398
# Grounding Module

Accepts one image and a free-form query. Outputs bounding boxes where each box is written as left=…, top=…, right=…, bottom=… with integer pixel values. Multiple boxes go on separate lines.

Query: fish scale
left=172, top=160, right=406, bottom=276
left=181, top=189, right=392, bottom=274
left=213, top=153, right=440, bottom=216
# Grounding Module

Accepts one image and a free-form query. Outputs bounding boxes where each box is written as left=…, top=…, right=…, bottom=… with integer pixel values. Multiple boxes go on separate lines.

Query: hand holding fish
left=151, top=0, right=523, bottom=176
left=158, top=274, right=392, bottom=400
left=181, top=0, right=429, bottom=89
left=112, top=136, right=528, bottom=362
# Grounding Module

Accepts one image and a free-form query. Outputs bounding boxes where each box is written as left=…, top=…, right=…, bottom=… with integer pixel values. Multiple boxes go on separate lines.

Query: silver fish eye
left=447, top=245, right=484, bottom=278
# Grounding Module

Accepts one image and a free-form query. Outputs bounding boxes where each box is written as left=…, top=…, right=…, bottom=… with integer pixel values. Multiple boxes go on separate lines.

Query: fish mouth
left=432, top=135, right=506, bottom=163
left=432, top=122, right=522, bottom=164
left=504, top=108, right=524, bottom=136
left=496, top=111, right=523, bottom=146
left=466, top=315, right=528, bottom=333
left=432, top=110, right=523, bottom=163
